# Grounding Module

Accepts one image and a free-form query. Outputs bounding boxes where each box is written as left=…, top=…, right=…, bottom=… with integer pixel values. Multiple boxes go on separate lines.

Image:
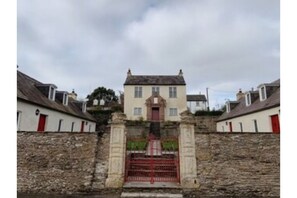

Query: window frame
left=259, top=86, right=267, bottom=101
left=169, top=87, right=177, bottom=98
left=245, top=93, right=251, bottom=106
left=49, top=86, right=56, bottom=101
left=152, top=86, right=160, bottom=95
left=134, top=86, right=143, bottom=98
left=133, top=107, right=142, bottom=116
left=169, top=108, right=178, bottom=116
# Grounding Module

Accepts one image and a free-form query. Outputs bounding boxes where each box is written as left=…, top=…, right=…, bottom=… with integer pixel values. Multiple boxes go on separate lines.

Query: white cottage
left=123, top=69, right=187, bottom=121
left=186, top=94, right=207, bottom=114
left=17, top=70, right=96, bottom=132
left=216, top=79, right=280, bottom=133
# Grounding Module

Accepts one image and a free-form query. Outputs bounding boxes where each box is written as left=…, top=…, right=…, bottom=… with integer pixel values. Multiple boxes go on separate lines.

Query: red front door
left=152, top=107, right=159, bottom=121
left=80, top=121, right=85, bottom=132
left=37, top=114, right=47, bottom=132
left=271, top=115, right=280, bottom=133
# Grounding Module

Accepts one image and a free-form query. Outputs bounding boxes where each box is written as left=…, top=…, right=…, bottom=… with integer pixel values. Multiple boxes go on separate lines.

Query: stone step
left=121, top=192, right=183, bottom=198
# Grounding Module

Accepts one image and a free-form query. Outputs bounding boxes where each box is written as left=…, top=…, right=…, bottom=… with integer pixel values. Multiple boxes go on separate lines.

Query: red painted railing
left=125, top=135, right=179, bottom=183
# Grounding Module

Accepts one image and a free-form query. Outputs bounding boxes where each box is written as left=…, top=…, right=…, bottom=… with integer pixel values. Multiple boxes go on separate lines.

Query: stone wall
left=17, top=131, right=279, bottom=197
left=194, top=132, right=280, bottom=197
left=17, top=132, right=110, bottom=194
left=194, top=116, right=218, bottom=132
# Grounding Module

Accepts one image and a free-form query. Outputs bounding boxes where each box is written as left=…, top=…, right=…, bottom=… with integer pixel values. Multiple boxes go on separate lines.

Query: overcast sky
left=17, top=0, right=279, bottom=109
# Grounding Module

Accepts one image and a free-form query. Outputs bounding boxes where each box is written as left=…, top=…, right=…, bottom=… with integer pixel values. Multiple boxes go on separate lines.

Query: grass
left=161, top=140, right=178, bottom=151
left=126, top=140, right=147, bottom=150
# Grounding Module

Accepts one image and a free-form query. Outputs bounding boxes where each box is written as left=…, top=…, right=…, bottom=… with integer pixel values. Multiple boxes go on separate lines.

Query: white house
left=17, top=70, right=96, bottom=132
left=186, top=94, right=207, bottom=114
left=123, top=69, right=187, bottom=121
left=216, top=79, right=280, bottom=133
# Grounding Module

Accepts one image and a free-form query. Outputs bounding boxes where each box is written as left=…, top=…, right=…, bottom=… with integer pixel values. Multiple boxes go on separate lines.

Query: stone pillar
left=179, top=110, right=200, bottom=188
left=105, top=112, right=126, bottom=188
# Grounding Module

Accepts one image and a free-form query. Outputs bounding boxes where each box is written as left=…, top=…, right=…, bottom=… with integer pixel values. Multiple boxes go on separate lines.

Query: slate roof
left=217, top=79, right=280, bottom=122
left=187, top=94, right=207, bottom=101
left=17, top=71, right=96, bottom=122
left=124, top=75, right=186, bottom=85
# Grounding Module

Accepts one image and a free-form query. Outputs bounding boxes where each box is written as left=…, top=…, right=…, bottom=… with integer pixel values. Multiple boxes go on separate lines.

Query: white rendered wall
left=17, top=101, right=96, bottom=132
left=187, top=101, right=207, bottom=114
left=216, top=107, right=280, bottom=132
left=124, top=85, right=187, bottom=121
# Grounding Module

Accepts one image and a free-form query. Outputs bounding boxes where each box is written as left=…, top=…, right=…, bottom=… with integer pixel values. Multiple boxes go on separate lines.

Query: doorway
left=37, top=114, right=47, bottom=132
left=152, top=107, right=160, bottom=121
left=271, top=114, right=280, bottom=133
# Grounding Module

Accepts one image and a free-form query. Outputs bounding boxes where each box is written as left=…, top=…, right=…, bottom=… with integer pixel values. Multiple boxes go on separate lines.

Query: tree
left=86, top=86, right=118, bottom=107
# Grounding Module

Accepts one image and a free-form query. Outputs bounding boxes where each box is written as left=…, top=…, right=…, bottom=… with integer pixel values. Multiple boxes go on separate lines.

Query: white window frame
left=152, top=87, right=160, bottom=95
left=259, top=86, right=267, bottom=101
left=239, top=122, right=243, bottom=132
left=17, top=111, right=22, bottom=131
left=169, top=108, right=178, bottom=116
left=58, top=119, right=63, bottom=132
left=71, top=122, right=75, bottom=132
left=49, top=86, right=56, bottom=101
left=133, top=107, right=142, bottom=115
left=63, top=93, right=68, bottom=105
left=226, top=102, right=231, bottom=113
left=134, top=87, right=142, bottom=98
left=82, top=102, right=87, bottom=112
left=245, top=93, right=251, bottom=106
left=169, top=87, right=177, bottom=98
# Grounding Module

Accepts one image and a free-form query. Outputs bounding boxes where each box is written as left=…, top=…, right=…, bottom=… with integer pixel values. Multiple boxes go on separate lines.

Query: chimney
left=127, top=68, right=132, bottom=77
left=178, top=69, right=183, bottom=76
left=236, top=89, right=245, bottom=101
left=68, top=89, right=77, bottom=100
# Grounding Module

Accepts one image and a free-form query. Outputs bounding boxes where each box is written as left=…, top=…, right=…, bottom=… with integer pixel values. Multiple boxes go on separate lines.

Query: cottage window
left=260, top=86, right=267, bottom=101
left=226, top=102, right=231, bottom=113
left=253, top=120, right=258, bottom=132
left=152, top=87, right=160, bottom=95
left=63, top=93, right=68, bottom=105
left=134, top=87, right=142, bottom=98
left=245, top=93, right=251, bottom=106
left=169, top=87, right=177, bottom=98
left=134, top=107, right=142, bottom=115
left=58, top=119, right=63, bottom=132
left=80, top=102, right=87, bottom=113
left=239, top=122, right=243, bottom=132
left=17, top=111, right=22, bottom=131
left=169, top=108, right=178, bottom=116
left=71, top=122, right=75, bottom=132
left=49, top=86, right=56, bottom=101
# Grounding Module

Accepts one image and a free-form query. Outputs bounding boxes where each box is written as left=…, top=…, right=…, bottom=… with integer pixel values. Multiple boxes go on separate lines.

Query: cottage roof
left=186, top=94, right=207, bottom=101
left=124, top=75, right=186, bottom=85
left=217, top=79, right=280, bottom=122
left=17, top=71, right=96, bottom=122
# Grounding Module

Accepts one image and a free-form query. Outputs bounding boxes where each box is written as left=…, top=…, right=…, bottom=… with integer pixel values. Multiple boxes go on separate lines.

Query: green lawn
left=161, top=140, right=178, bottom=151
left=126, top=140, right=147, bottom=150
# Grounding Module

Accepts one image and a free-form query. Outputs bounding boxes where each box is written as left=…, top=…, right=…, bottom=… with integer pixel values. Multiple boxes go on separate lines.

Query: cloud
left=17, top=0, right=279, bottom=108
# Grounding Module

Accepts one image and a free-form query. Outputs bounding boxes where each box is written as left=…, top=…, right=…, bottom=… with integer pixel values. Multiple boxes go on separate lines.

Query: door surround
left=145, top=94, right=166, bottom=122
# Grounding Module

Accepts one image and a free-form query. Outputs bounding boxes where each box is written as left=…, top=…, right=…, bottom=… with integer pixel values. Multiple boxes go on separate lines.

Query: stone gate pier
left=105, top=112, right=127, bottom=188
left=178, top=110, right=199, bottom=188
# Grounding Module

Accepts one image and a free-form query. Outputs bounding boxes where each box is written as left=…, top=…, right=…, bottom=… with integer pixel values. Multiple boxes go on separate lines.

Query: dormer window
left=82, top=102, right=87, bottom=113
left=259, top=86, right=267, bottom=101
left=55, top=91, right=68, bottom=106
left=63, top=93, right=68, bottom=105
left=245, top=93, right=251, bottom=106
left=49, top=86, right=56, bottom=101
left=226, top=102, right=231, bottom=113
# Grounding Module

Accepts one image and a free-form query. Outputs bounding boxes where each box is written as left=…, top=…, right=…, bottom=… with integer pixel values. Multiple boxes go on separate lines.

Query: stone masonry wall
left=194, top=116, right=219, bottom=132
left=17, top=132, right=109, bottom=194
left=18, top=131, right=279, bottom=197
left=194, top=132, right=280, bottom=197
